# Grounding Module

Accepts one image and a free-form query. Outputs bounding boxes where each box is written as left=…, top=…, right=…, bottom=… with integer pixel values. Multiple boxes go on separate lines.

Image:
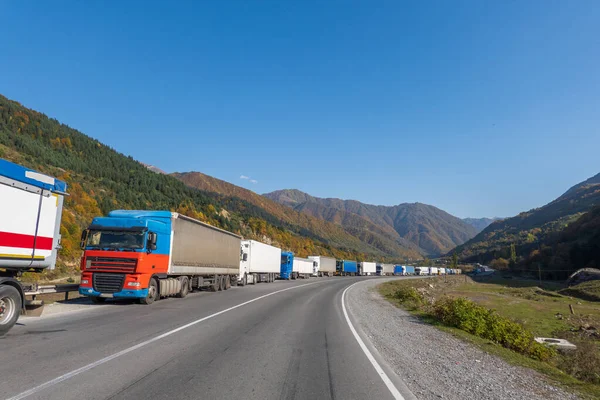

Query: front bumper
left=79, top=287, right=149, bottom=299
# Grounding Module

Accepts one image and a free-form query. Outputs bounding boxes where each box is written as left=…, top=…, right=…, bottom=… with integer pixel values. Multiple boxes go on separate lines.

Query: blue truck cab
left=280, top=251, right=294, bottom=280
left=336, top=259, right=357, bottom=276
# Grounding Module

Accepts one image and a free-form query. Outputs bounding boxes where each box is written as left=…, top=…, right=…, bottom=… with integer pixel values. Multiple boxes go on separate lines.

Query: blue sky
left=1, top=1, right=599, bottom=218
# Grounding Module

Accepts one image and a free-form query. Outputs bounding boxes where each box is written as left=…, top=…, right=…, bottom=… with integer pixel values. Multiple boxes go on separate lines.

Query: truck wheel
left=252, top=274, right=257, bottom=285
left=90, top=296, right=106, bottom=304
left=0, top=285, right=21, bottom=336
left=140, top=278, right=158, bottom=305
left=225, top=275, right=231, bottom=290
left=177, top=276, right=189, bottom=298
left=242, top=273, right=247, bottom=287
left=210, top=276, right=219, bottom=292
left=218, top=275, right=225, bottom=291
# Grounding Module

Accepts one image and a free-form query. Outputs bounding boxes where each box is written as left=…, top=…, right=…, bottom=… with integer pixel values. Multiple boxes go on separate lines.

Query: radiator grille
left=93, top=273, right=125, bottom=294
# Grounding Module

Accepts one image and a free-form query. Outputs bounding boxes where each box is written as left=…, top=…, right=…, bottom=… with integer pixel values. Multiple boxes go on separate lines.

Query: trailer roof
left=109, top=210, right=174, bottom=219
left=107, top=210, right=242, bottom=239
left=0, top=159, right=67, bottom=193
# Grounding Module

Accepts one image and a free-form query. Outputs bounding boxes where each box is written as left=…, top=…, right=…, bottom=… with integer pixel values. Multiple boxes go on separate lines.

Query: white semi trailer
left=309, top=256, right=336, bottom=277
left=359, top=261, right=376, bottom=276
left=238, top=240, right=281, bottom=285
left=0, top=159, right=67, bottom=335
left=292, top=257, right=313, bottom=279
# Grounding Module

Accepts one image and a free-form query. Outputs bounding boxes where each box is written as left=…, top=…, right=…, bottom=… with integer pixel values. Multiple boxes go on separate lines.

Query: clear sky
left=1, top=1, right=599, bottom=218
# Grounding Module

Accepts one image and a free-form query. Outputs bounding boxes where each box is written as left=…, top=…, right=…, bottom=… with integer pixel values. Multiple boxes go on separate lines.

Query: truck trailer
left=336, top=260, right=357, bottom=276
left=0, top=159, right=67, bottom=335
left=381, top=263, right=394, bottom=276
left=405, top=265, right=415, bottom=275
left=358, top=261, right=377, bottom=276
left=393, top=265, right=405, bottom=275
left=293, top=257, right=313, bottom=279
left=239, top=240, right=281, bottom=285
left=79, top=211, right=241, bottom=304
left=309, top=256, right=336, bottom=277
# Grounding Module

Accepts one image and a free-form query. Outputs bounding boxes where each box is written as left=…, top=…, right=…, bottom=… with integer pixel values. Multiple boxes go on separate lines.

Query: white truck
left=293, top=257, right=313, bottom=279
left=429, top=267, right=439, bottom=275
left=359, top=261, right=376, bottom=276
left=309, top=256, right=336, bottom=277
left=0, top=159, right=67, bottom=335
left=381, top=263, right=394, bottom=276
left=238, top=240, right=281, bottom=285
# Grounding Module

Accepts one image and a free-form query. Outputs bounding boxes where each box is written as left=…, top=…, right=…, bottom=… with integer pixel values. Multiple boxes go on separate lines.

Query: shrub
left=433, top=297, right=555, bottom=361
left=558, top=341, right=600, bottom=384
left=393, top=287, right=424, bottom=307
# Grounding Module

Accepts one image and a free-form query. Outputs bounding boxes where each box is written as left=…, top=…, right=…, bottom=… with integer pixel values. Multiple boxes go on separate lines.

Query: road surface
left=0, top=277, right=413, bottom=400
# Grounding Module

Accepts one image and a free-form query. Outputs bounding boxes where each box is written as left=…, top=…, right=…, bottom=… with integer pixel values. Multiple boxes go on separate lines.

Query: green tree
left=451, top=252, right=458, bottom=269
left=510, top=243, right=517, bottom=268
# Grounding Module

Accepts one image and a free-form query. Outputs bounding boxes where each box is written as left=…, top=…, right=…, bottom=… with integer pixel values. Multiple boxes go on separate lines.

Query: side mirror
left=242, top=253, right=248, bottom=262
left=148, top=232, right=157, bottom=251
left=80, top=230, right=89, bottom=250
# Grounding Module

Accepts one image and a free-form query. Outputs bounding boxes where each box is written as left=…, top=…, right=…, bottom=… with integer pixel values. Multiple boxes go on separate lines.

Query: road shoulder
left=345, top=278, right=580, bottom=400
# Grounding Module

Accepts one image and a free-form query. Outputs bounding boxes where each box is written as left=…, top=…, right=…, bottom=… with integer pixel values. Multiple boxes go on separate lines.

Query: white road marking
left=341, top=281, right=406, bottom=400
left=7, top=280, right=324, bottom=400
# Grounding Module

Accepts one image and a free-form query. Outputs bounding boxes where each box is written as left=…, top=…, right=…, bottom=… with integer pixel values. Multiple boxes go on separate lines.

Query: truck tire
left=0, top=285, right=21, bottom=336
left=252, top=274, right=257, bottom=285
left=177, top=276, right=189, bottom=298
left=139, top=278, right=158, bottom=305
left=218, top=275, right=225, bottom=291
left=225, top=275, right=231, bottom=290
left=210, top=276, right=219, bottom=292
left=241, top=273, right=247, bottom=287
left=90, top=296, right=106, bottom=304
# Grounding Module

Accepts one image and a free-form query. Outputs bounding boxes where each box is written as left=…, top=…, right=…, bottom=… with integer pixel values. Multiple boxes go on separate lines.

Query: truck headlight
left=81, top=279, right=89, bottom=284
left=127, top=282, right=141, bottom=287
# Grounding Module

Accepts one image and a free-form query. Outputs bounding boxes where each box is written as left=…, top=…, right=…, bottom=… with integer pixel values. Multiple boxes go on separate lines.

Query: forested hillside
left=453, top=173, right=600, bottom=279
left=264, top=189, right=478, bottom=256
left=0, top=94, right=387, bottom=279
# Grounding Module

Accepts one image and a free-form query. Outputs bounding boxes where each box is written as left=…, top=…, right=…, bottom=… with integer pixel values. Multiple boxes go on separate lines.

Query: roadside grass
left=378, top=276, right=600, bottom=400
left=560, top=281, right=600, bottom=302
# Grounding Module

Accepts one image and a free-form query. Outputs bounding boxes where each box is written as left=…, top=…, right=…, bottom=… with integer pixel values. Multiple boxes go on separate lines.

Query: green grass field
left=378, top=276, right=600, bottom=399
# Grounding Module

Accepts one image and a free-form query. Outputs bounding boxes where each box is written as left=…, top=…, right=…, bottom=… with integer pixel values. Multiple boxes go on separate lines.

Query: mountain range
left=262, top=189, right=479, bottom=256
left=3, top=91, right=596, bottom=280
left=455, top=171, right=600, bottom=268
left=173, top=172, right=423, bottom=259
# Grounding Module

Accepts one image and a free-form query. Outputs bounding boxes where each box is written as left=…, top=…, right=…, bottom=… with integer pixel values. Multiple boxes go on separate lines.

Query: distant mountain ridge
left=462, top=217, right=499, bottom=232
left=263, top=189, right=478, bottom=256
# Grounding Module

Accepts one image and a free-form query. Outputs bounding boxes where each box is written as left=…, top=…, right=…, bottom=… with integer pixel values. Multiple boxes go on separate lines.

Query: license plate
left=99, top=294, right=114, bottom=298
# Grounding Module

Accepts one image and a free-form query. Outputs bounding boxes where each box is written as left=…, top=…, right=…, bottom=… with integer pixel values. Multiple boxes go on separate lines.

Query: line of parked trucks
left=0, top=160, right=461, bottom=335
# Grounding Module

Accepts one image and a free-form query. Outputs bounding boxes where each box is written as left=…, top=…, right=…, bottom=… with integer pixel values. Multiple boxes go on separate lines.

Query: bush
left=393, top=287, right=424, bottom=307
left=433, top=297, right=555, bottom=361
left=558, top=341, right=600, bottom=384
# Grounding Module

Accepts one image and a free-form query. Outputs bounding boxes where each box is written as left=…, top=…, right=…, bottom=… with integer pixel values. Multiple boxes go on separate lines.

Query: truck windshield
left=87, top=230, right=145, bottom=250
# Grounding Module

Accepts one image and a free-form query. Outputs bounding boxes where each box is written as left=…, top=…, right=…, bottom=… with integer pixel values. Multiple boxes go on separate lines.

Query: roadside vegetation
left=379, top=276, right=600, bottom=399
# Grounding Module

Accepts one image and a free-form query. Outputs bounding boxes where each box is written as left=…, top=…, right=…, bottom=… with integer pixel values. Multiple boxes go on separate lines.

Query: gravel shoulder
left=346, top=278, right=580, bottom=400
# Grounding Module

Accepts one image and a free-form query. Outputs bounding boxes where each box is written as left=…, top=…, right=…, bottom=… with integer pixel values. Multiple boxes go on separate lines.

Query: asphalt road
left=0, top=277, right=412, bottom=400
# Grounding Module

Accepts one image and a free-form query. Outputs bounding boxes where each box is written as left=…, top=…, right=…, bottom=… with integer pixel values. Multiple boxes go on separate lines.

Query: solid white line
left=341, top=281, right=405, bottom=400
left=7, top=280, right=324, bottom=400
